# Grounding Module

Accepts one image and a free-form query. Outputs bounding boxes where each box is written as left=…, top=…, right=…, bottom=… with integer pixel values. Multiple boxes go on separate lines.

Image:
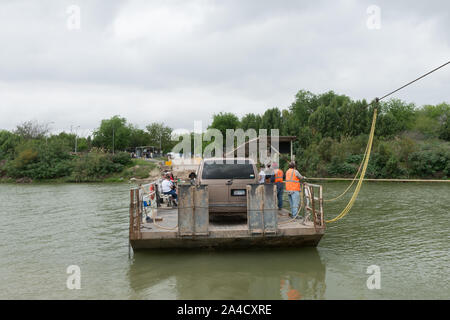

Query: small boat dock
left=129, top=183, right=325, bottom=250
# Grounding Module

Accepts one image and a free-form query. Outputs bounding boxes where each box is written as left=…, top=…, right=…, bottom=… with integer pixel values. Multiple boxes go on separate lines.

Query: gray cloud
left=0, top=0, right=449, bottom=135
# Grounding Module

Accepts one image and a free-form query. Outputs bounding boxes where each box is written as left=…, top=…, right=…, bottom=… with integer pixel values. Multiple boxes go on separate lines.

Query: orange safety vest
left=285, top=168, right=301, bottom=191
left=274, top=169, right=283, bottom=183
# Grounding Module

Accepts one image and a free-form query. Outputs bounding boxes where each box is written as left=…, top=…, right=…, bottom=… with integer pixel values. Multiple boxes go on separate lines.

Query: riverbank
left=0, top=158, right=161, bottom=184
left=1, top=132, right=449, bottom=184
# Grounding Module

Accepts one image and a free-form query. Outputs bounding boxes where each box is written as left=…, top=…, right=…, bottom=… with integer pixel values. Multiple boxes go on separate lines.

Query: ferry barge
left=129, top=182, right=325, bottom=250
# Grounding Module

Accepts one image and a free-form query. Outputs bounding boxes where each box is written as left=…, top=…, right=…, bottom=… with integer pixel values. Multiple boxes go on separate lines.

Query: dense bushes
left=413, top=103, right=450, bottom=141
left=293, top=134, right=449, bottom=179
left=111, top=152, right=132, bottom=166
left=0, top=134, right=133, bottom=181
left=408, top=144, right=450, bottom=178
left=70, top=150, right=128, bottom=182
left=3, top=139, right=73, bottom=180
left=0, top=117, right=138, bottom=181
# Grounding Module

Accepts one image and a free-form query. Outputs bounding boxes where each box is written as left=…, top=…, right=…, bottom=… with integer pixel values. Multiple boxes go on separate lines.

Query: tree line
left=0, top=118, right=172, bottom=182
left=0, top=89, right=449, bottom=181
left=207, top=90, right=450, bottom=179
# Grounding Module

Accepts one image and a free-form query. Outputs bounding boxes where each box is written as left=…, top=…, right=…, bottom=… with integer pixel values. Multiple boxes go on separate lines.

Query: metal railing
left=129, top=180, right=160, bottom=240
left=303, top=182, right=324, bottom=229
left=130, top=180, right=325, bottom=241
left=129, top=187, right=141, bottom=240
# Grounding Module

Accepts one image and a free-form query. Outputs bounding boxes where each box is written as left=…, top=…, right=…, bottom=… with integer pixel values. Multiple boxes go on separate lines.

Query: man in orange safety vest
left=273, top=163, right=284, bottom=210
left=285, top=161, right=306, bottom=218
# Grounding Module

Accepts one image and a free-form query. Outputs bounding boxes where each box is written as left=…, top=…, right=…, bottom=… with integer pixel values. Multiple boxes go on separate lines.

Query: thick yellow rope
left=323, top=136, right=370, bottom=202
left=325, top=108, right=378, bottom=223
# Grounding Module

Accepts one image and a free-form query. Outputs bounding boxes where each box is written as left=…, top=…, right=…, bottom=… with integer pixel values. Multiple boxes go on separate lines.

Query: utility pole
left=45, top=121, right=54, bottom=146
left=74, top=125, right=80, bottom=153
left=71, top=124, right=80, bottom=153
left=112, top=126, right=115, bottom=154
left=70, top=125, right=73, bottom=151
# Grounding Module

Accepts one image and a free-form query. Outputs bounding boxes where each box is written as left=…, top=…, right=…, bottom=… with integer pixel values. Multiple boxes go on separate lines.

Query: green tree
left=92, top=116, right=131, bottom=152
left=0, top=130, right=22, bottom=159
left=14, top=120, right=50, bottom=140
left=308, top=103, right=340, bottom=139
left=49, top=132, right=77, bottom=152
left=129, top=126, right=151, bottom=149
left=439, top=114, right=450, bottom=141
left=208, top=112, right=240, bottom=137
left=146, top=122, right=173, bottom=153
left=376, top=99, right=416, bottom=137
left=414, top=103, right=450, bottom=139
left=240, top=113, right=261, bottom=131
left=280, top=109, right=296, bottom=136
left=340, top=100, right=370, bottom=137
left=290, top=90, right=319, bottom=127
left=260, top=108, right=282, bottom=131
left=76, top=137, right=89, bottom=152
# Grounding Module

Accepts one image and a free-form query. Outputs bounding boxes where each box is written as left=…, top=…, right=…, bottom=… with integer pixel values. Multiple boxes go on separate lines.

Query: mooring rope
left=325, top=108, right=377, bottom=223
left=152, top=214, right=178, bottom=230
left=323, top=135, right=370, bottom=202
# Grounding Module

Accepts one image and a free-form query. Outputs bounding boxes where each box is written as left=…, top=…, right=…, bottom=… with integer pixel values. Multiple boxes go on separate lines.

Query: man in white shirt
left=258, top=165, right=265, bottom=184
left=161, top=174, right=177, bottom=204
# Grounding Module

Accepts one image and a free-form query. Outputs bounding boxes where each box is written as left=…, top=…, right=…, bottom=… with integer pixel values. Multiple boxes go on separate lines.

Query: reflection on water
left=128, top=248, right=325, bottom=300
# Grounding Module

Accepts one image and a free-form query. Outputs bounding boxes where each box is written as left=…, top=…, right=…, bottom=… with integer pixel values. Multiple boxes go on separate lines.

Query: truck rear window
left=202, top=161, right=255, bottom=179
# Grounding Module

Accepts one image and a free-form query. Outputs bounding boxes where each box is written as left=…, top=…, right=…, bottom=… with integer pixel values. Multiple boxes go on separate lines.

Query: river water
left=0, top=182, right=448, bottom=299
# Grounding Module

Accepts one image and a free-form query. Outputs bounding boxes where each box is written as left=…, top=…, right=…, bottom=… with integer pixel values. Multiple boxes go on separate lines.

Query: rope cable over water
left=138, top=61, right=450, bottom=227
left=324, top=59, right=450, bottom=222
left=378, top=60, right=450, bottom=101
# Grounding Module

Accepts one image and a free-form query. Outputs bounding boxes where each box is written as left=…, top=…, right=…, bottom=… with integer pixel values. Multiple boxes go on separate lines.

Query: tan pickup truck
left=195, top=158, right=258, bottom=216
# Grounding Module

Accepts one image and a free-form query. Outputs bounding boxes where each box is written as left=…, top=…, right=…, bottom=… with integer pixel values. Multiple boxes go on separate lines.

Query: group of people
left=160, top=161, right=307, bottom=219
left=258, top=161, right=306, bottom=218
left=161, top=172, right=178, bottom=206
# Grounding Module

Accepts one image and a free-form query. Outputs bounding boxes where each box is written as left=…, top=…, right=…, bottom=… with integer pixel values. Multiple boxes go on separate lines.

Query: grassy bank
left=101, top=159, right=159, bottom=183
left=0, top=154, right=159, bottom=184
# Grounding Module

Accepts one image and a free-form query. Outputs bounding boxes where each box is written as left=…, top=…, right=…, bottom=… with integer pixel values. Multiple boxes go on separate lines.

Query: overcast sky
left=0, top=0, right=449, bottom=137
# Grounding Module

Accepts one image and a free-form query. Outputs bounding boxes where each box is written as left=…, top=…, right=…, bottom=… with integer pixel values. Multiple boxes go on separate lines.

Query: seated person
left=264, top=163, right=275, bottom=183
left=188, top=172, right=197, bottom=185
left=161, top=174, right=177, bottom=204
